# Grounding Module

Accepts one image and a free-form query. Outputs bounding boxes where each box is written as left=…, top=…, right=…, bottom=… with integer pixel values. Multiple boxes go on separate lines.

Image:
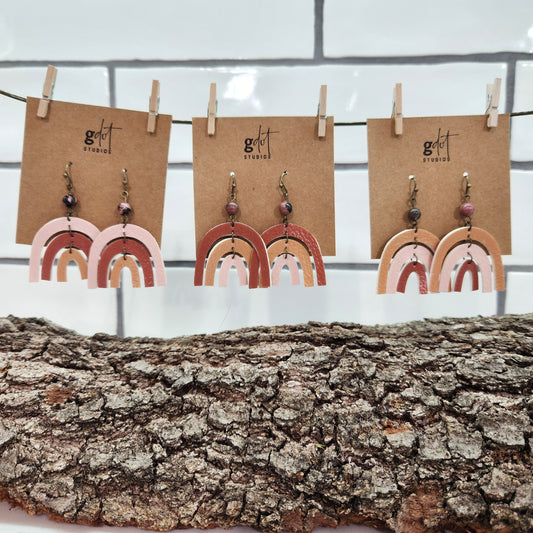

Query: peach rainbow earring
left=429, top=172, right=504, bottom=293
left=377, top=175, right=439, bottom=294
left=194, top=172, right=270, bottom=288
left=29, top=162, right=99, bottom=283
left=87, top=169, right=166, bottom=288
left=258, top=170, right=326, bottom=287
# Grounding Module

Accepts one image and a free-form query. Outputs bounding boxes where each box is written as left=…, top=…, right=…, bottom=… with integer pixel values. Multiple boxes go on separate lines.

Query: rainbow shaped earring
left=29, top=162, right=100, bottom=282
left=377, top=175, right=439, bottom=294
left=429, top=172, right=504, bottom=293
left=258, top=170, right=326, bottom=287
left=87, top=169, right=166, bottom=288
left=194, top=172, right=270, bottom=288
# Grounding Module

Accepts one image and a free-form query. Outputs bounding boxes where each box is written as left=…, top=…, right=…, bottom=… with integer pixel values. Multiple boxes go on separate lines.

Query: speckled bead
left=225, top=201, right=239, bottom=216
left=408, top=207, right=421, bottom=222
left=460, top=203, right=474, bottom=217
left=279, top=201, right=292, bottom=217
left=62, top=193, right=77, bottom=209
left=118, top=202, right=132, bottom=216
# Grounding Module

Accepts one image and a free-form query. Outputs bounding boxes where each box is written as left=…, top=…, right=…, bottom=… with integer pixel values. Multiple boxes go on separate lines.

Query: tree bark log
left=0, top=314, right=532, bottom=533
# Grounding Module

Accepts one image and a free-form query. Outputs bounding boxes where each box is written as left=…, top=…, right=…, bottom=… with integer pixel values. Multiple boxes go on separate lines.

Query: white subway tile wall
left=1, top=3, right=532, bottom=533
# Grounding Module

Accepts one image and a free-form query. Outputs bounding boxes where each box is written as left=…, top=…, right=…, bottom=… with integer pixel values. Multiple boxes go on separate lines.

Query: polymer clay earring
left=429, top=172, right=504, bottom=293
left=194, top=172, right=270, bottom=288
left=377, top=175, right=439, bottom=294
left=29, top=162, right=99, bottom=282
left=87, top=169, right=166, bottom=288
left=257, top=170, right=326, bottom=287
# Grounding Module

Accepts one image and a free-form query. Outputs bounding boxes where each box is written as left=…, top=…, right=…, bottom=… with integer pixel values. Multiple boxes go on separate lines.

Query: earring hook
left=463, top=171, right=471, bottom=201
left=63, top=161, right=73, bottom=191
left=230, top=171, right=236, bottom=201
left=121, top=169, right=129, bottom=201
left=279, top=170, right=289, bottom=200
left=409, top=174, right=417, bottom=207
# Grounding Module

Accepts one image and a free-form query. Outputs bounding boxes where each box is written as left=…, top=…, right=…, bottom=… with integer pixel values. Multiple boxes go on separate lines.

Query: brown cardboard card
left=192, top=116, right=335, bottom=256
left=17, top=97, right=172, bottom=245
left=367, top=114, right=511, bottom=259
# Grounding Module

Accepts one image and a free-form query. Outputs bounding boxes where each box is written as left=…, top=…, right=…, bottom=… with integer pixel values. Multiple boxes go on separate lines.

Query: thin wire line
left=2, top=88, right=533, bottom=125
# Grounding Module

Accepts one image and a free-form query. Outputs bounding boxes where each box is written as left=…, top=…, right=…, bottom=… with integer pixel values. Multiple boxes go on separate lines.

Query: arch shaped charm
left=29, top=217, right=100, bottom=282
left=267, top=238, right=315, bottom=287
left=259, top=223, right=326, bottom=286
left=87, top=224, right=166, bottom=289
left=271, top=254, right=301, bottom=286
left=429, top=227, right=504, bottom=293
left=110, top=255, right=142, bottom=288
left=377, top=229, right=439, bottom=295
left=203, top=238, right=255, bottom=287
left=56, top=249, right=89, bottom=282
left=438, top=242, right=493, bottom=293
left=194, top=222, right=270, bottom=288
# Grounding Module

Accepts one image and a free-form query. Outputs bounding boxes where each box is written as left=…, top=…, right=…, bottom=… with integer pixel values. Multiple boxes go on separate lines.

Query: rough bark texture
left=0, top=314, right=532, bottom=533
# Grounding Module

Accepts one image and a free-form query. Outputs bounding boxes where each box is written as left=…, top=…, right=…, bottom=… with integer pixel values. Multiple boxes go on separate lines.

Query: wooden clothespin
left=37, top=65, right=57, bottom=119
left=486, top=77, right=501, bottom=128
left=392, top=83, right=403, bottom=135
left=147, top=80, right=160, bottom=133
left=207, top=83, right=217, bottom=136
left=317, top=85, right=327, bottom=138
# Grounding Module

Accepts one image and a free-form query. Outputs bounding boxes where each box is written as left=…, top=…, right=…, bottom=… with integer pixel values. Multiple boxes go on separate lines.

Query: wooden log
left=0, top=314, right=532, bottom=533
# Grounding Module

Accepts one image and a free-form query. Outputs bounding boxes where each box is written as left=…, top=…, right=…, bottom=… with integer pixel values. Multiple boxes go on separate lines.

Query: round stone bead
left=62, top=193, right=77, bottom=209
left=225, top=201, right=239, bottom=216
left=279, top=201, right=293, bottom=217
left=460, top=202, right=474, bottom=217
left=118, top=202, right=132, bottom=216
left=408, top=207, right=421, bottom=222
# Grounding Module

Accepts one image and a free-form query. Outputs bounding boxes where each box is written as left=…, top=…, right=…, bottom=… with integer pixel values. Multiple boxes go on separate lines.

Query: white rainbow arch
left=439, top=243, right=493, bottom=293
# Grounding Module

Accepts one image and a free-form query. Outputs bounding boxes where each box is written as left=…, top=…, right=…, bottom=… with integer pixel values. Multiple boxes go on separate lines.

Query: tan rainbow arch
left=429, top=227, right=505, bottom=293
left=110, top=255, right=142, bottom=288
left=267, top=238, right=315, bottom=287
left=203, top=238, right=254, bottom=286
left=377, top=229, right=439, bottom=294
left=56, top=249, right=88, bottom=282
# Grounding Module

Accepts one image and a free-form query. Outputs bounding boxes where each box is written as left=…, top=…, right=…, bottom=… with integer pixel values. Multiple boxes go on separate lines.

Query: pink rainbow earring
left=377, top=175, right=439, bottom=294
left=194, top=172, right=270, bottom=288
left=87, top=169, right=166, bottom=288
left=29, top=162, right=99, bottom=282
left=257, top=170, right=326, bottom=287
left=429, top=172, right=504, bottom=293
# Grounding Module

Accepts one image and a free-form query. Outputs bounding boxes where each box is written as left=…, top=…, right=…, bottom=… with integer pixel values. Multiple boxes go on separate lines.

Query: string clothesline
left=2, top=88, right=533, bottom=126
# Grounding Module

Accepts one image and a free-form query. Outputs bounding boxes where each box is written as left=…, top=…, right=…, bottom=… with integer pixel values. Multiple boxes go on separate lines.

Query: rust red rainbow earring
left=87, top=169, right=166, bottom=288
left=429, top=172, right=505, bottom=293
left=29, top=162, right=99, bottom=282
left=256, top=170, right=326, bottom=287
left=194, top=171, right=271, bottom=288
left=377, top=175, right=439, bottom=294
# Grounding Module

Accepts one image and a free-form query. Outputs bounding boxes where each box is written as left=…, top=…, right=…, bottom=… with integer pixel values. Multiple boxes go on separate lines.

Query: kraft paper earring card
left=17, top=97, right=172, bottom=246
left=367, top=114, right=511, bottom=259
left=192, top=116, right=336, bottom=257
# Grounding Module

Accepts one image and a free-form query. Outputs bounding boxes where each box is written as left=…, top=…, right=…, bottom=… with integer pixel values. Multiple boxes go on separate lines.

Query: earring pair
left=377, top=173, right=504, bottom=294
left=29, top=162, right=166, bottom=288
left=194, top=170, right=326, bottom=288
